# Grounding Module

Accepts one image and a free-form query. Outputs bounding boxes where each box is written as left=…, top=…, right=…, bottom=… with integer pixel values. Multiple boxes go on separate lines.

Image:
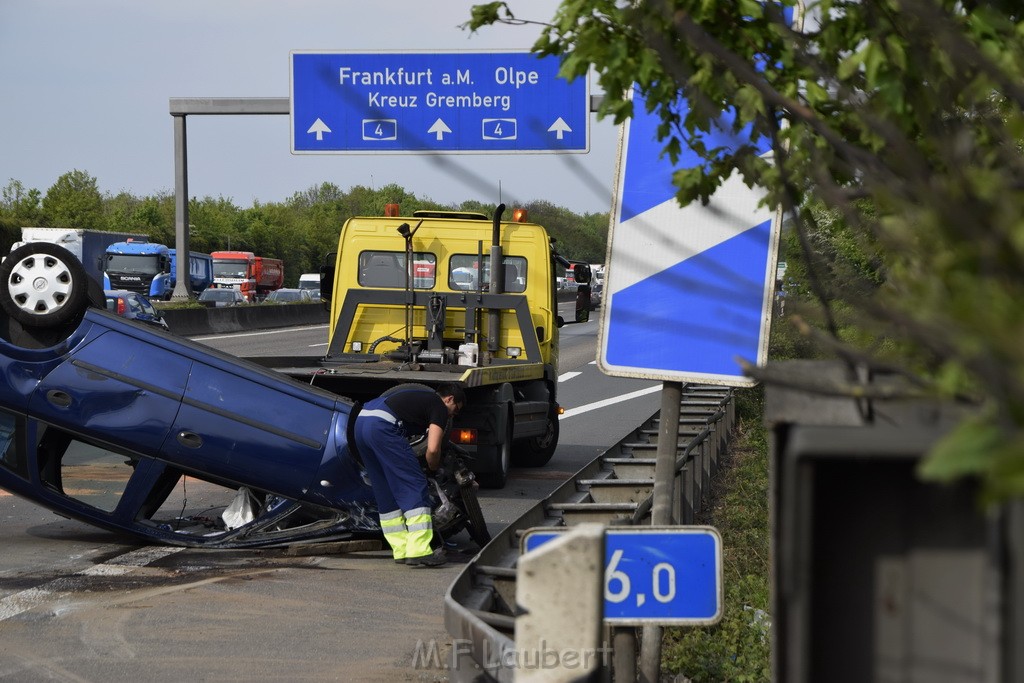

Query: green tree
left=41, top=170, right=105, bottom=230
left=1, top=179, right=44, bottom=225
left=288, top=183, right=350, bottom=274
left=525, top=200, right=607, bottom=263
left=189, top=195, right=242, bottom=252
left=467, top=1, right=1024, bottom=501
left=103, top=190, right=174, bottom=242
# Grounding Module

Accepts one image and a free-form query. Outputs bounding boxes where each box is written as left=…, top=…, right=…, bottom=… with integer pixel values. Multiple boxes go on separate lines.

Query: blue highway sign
left=290, top=51, right=589, bottom=154
left=522, top=526, right=723, bottom=625
left=596, top=87, right=781, bottom=386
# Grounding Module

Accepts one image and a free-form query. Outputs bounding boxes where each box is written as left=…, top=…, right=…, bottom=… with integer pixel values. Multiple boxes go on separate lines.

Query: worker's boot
left=406, top=549, right=447, bottom=568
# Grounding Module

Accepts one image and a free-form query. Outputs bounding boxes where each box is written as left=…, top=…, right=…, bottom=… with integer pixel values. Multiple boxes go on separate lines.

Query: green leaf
left=737, top=0, right=763, bottom=19
left=863, top=41, right=886, bottom=85
left=918, top=414, right=1002, bottom=482
left=983, top=435, right=1024, bottom=501
left=803, top=80, right=828, bottom=106
left=836, top=46, right=866, bottom=81
left=734, top=84, right=766, bottom=122
left=885, top=35, right=907, bottom=71
left=463, top=2, right=507, bottom=31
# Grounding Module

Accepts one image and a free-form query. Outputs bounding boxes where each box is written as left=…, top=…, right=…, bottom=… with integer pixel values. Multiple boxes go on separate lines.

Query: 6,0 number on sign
left=521, top=526, right=723, bottom=625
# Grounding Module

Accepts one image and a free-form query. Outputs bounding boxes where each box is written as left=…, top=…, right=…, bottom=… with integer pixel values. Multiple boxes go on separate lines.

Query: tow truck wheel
left=0, top=242, right=90, bottom=328
left=516, top=405, right=559, bottom=468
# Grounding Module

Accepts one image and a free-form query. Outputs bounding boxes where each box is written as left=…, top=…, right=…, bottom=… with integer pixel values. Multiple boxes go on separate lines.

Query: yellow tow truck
left=260, top=204, right=589, bottom=488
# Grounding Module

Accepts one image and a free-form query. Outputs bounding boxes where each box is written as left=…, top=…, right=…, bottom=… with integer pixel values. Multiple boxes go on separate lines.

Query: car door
left=162, top=355, right=338, bottom=499
left=28, top=320, right=190, bottom=458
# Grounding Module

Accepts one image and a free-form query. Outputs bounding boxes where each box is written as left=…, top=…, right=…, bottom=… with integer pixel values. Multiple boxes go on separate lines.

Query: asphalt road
left=0, top=304, right=661, bottom=682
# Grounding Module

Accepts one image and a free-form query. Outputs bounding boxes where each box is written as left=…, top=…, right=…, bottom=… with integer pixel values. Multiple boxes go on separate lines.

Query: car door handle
left=176, top=431, right=203, bottom=449
left=46, top=390, right=72, bottom=408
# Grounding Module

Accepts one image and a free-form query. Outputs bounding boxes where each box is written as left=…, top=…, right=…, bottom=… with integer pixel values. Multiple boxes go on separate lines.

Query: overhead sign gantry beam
left=169, top=89, right=602, bottom=300
left=168, top=98, right=289, bottom=301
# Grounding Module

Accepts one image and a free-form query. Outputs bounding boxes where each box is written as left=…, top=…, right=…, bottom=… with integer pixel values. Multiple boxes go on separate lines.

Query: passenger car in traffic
left=0, top=242, right=394, bottom=547
left=589, top=281, right=603, bottom=309
left=197, top=287, right=247, bottom=307
left=265, top=287, right=313, bottom=304
left=104, top=289, right=170, bottom=330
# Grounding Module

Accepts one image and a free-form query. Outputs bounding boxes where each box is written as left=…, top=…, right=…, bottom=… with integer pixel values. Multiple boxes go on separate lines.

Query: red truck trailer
left=210, top=251, right=284, bottom=302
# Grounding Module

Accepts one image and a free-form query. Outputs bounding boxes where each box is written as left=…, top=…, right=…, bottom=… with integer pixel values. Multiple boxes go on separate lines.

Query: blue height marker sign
left=290, top=51, right=589, bottom=154
left=522, top=526, right=723, bottom=625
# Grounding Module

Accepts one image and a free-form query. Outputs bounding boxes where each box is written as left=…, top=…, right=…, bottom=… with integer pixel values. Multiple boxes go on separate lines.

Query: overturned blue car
left=0, top=241, right=487, bottom=549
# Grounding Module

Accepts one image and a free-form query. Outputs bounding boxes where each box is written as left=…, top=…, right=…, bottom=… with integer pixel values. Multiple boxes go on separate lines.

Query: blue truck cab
left=103, top=241, right=213, bottom=300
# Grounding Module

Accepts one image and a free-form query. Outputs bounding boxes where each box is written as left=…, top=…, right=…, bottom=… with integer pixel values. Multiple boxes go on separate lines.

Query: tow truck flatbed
left=252, top=356, right=547, bottom=388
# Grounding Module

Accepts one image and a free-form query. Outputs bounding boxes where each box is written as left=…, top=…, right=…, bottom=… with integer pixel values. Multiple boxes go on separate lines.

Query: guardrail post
left=515, top=523, right=606, bottom=682
left=680, top=460, right=694, bottom=524
left=612, top=630, right=636, bottom=682
left=693, top=441, right=705, bottom=516
left=702, top=434, right=713, bottom=500
left=638, top=381, right=683, bottom=683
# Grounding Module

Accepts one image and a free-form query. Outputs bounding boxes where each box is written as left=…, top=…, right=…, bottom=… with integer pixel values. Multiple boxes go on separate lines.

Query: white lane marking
left=192, top=324, right=329, bottom=342
left=560, top=385, right=661, bottom=419
left=0, top=546, right=185, bottom=621
left=558, top=371, right=582, bottom=382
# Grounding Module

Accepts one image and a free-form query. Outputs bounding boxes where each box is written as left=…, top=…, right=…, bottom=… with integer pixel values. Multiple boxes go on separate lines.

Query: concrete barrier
left=164, top=293, right=581, bottom=337
left=161, top=303, right=330, bottom=336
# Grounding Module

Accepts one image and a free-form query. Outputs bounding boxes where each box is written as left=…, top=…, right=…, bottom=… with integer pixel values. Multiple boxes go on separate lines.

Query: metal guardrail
left=444, top=384, right=735, bottom=682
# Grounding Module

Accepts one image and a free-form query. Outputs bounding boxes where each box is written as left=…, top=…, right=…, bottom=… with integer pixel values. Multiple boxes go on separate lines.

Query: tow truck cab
left=325, top=210, right=556, bottom=365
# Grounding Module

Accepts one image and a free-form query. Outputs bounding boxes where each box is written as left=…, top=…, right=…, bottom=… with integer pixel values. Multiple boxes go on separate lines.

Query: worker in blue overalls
left=354, top=383, right=466, bottom=567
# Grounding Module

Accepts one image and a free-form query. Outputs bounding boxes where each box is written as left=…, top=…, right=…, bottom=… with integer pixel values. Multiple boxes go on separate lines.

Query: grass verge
left=660, top=387, right=771, bottom=682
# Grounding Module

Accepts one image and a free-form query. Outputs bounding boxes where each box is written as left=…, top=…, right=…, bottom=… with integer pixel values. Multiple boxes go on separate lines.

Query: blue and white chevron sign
left=597, top=89, right=780, bottom=385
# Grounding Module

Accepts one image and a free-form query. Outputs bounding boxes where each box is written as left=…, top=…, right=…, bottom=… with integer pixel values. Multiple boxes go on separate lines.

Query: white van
left=298, top=272, right=320, bottom=297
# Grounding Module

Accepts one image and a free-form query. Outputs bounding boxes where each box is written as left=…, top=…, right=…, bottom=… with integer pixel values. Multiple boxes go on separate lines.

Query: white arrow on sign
left=548, top=117, right=572, bottom=140
left=306, top=118, right=331, bottom=141
left=428, top=118, right=452, bottom=141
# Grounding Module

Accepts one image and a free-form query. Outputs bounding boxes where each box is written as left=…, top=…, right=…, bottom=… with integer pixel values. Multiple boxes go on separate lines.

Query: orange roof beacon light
left=512, top=208, right=528, bottom=223
left=384, top=203, right=400, bottom=217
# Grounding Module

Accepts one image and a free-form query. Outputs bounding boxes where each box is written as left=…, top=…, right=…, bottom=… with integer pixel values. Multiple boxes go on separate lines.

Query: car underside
left=0, top=242, right=489, bottom=549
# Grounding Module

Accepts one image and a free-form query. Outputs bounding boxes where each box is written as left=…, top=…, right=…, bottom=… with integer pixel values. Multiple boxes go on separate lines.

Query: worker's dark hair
left=436, top=382, right=466, bottom=406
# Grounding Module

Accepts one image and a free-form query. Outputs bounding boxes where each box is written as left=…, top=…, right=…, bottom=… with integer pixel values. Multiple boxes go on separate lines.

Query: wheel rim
left=535, top=422, right=554, bottom=450
left=8, top=254, right=74, bottom=315
left=531, top=412, right=557, bottom=452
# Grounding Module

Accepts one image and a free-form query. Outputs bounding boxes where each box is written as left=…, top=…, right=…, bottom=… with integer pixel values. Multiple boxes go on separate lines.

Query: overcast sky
left=0, top=1, right=620, bottom=216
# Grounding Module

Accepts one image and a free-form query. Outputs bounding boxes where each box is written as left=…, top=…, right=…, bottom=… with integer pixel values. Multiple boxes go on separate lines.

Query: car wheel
left=476, top=410, right=512, bottom=489
left=0, top=242, right=90, bottom=328
left=459, top=483, right=491, bottom=547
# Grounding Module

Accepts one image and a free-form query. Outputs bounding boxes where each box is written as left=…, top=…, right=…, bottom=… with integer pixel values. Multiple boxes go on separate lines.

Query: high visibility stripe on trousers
left=379, top=509, right=408, bottom=560
left=403, top=506, right=434, bottom=559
